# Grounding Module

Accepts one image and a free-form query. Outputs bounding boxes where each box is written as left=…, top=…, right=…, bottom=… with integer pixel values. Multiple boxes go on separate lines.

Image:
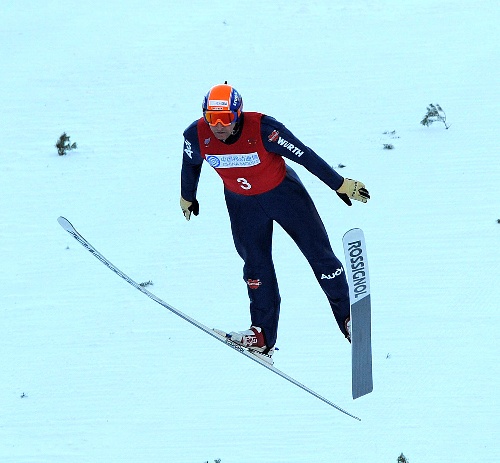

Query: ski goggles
left=203, top=110, right=238, bottom=127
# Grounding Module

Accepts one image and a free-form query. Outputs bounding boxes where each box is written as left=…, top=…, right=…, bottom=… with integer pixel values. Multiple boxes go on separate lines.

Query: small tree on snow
left=420, top=103, right=450, bottom=129
left=56, top=132, right=77, bottom=156
left=397, top=453, right=409, bottom=463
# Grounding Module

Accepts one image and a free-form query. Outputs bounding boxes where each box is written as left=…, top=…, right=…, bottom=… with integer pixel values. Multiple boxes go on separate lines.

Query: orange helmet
left=202, top=83, right=243, bottom=126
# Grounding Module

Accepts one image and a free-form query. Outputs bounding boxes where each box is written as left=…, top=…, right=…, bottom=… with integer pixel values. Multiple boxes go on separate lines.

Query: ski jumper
left=181, top=112, right=350, bottom=347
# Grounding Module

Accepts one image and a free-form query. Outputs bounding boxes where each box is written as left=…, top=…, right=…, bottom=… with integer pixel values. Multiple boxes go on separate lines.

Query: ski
left=58, top=216, right=360, bottom=421
left=343, top=228, right=373, bottom=399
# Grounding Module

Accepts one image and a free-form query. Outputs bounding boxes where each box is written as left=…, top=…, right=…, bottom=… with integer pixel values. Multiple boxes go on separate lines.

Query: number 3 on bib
left=237, top=177, right=252, bottom=190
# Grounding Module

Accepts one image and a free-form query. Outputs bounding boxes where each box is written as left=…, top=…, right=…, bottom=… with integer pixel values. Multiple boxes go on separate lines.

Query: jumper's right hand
left=180, top=196, right=199, bottom=221
left=180, top=197, right=199, bottom=221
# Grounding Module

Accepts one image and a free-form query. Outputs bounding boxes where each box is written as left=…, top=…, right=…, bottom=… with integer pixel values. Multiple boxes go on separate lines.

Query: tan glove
left=180, top=196, right=199, bottom=221
left=336, top=178, right=370, bottom=205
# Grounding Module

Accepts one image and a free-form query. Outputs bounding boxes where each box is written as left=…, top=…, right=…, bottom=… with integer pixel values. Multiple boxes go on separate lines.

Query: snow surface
left=1, top=1, right=499, bottom=462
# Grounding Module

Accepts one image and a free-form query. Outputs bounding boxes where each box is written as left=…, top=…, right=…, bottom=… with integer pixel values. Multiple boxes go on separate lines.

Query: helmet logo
left=208, top=99, right=229, bottom=109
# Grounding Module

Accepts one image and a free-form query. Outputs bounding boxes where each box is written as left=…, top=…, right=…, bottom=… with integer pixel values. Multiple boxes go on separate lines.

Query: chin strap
left=231, top=121, right=241, bottom=136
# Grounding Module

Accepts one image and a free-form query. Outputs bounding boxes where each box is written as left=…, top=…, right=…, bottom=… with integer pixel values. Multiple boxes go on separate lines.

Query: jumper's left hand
left=336, top=178, right=370, bottom=206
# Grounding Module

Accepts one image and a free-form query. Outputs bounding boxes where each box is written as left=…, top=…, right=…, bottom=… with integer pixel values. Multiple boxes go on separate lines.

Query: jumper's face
left=209, top=121, right=236, bottom=141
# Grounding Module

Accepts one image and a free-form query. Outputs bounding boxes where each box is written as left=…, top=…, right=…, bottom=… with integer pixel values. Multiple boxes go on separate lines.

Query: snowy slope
left=1, top=1, right=499, bottom=462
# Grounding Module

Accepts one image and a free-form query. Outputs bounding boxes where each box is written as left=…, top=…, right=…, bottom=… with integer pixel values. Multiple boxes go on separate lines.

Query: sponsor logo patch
left=206, top=152, right=260, bottom=169
left=268, top=130, right=280, bottom=142
left=321, top=267, right=344, bottom=280
left=184, top=139, right=193, bottom=158
left=276, top=137, right=304, bottom=157
left=247, top=279, right=262, bottom=289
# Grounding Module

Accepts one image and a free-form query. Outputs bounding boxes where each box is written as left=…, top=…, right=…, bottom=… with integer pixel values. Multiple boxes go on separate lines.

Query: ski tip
left=57, top=216, right=75, bottom=233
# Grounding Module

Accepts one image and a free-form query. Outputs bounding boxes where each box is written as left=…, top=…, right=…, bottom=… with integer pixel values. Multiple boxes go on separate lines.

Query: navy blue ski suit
left=181, top=112, right=350, bottom=348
